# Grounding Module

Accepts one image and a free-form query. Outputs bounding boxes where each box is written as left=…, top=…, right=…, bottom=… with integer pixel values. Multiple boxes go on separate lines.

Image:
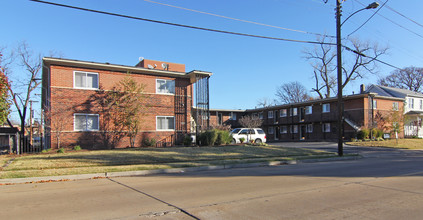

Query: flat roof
left=43, top=57, right=212, bottom=81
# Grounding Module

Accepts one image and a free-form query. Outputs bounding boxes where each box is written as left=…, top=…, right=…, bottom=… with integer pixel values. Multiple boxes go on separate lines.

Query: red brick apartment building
left=245, top=91, right=404, bottom=141
left=42, top=57, right=211, bottom=149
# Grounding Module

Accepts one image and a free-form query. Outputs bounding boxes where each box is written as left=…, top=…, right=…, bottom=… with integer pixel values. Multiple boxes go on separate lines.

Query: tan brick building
left=42, top=57, right=211, bottom=149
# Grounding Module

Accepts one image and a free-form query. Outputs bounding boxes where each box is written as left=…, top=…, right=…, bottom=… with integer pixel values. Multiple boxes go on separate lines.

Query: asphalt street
left=1, top=142, right=423, bottom=220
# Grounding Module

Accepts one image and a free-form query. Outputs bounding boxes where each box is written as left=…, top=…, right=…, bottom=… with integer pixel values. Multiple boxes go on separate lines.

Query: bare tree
left=43, top=102, right=68, bottom=149
left=239, top=115, right=263, bottom=128
left=256, top=97, right=276, bottom=108
left=304, top=37, right=388, bottom=98
left=378, top=67, right=423, bottom=92
left=3, top=43, right=42, bottom=137
left=275, top=81, right=310, bottom=104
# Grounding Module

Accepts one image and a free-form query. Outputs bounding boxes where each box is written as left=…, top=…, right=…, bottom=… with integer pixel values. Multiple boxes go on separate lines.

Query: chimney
left=360, top=84, right=366, bottom=94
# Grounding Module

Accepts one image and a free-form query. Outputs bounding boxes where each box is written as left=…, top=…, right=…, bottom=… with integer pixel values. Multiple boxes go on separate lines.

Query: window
left=156, top=79, right=175, bottom=94
left=259, top=112, right=263, bottom=119
left=306, top=124, right=313, bottom=133
left=409, top=98, right=414, bottom=109
left=74, top=71, right=98, bottom=89
left=268, top=127, right=274, bottom=134
left=420, top=100, right=423, bottom=110
left=322, top=103, right=330, bottom=113
left=230, top=112, right=237, bottom=120
left=240, top=129, right=249, bottom=135
left=291, top=125, right=298, bottom=133
left=290, top=108, right=298, bottom=116
left=372, top=100, right=377, bottom=109
left=156, top=116, right=175, bottom=131
left=74, top=114, right=99, bottom=131
left=305, top=106, right=312, bottom=115
left=280, top=109, right=287, bottom=117
left=268, top=111, right=274, bottom=118
left=280, top=126, right=287, bottom=134
left=393, top=102, right=399, bottom=111
left=322, top=123, right=331, bottom=133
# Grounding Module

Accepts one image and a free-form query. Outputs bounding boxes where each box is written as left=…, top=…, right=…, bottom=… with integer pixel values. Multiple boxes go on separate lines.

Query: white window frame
left=73, top=71, right=99, bottom=90
left=420, top=100, right=423, bottom=110
left=306, top=124, right=313, bottom=133
left=268, top=127, right=274, bottom=134
left=291, top=125, right=298, bottom=134
left=372, top=100, right=377, bottom=109
left=291, top=108, right=298, bottom=116
left=305, top=106, right=313, bottom=115
left=74, top=113, right=99, bottom=131
left=268, top=111, right=274, bottom=119
left=280, top=109, right=287, bottom=117
left=156, top=116, right=175, bottom=131
left=259, top=112, right=264, bottom=119
left=393, top=102, right=399, bottom=111
left=280, top=126, right=287, bottom=134
left=322, top=123, right=331, bottom=133
left=230, top=112, right=237, bottom=120
left=322, top=103, right=330, bottom=113
left=156, top=79, right=175, bottom=95
left=409, top=98, right=414, bottom=109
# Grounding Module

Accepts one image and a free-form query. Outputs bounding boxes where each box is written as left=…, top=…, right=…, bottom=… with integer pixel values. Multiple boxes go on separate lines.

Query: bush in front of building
left=183, top=135, right=193, bottom=146
left=198, top=129, right=232, bottom=146
left=357, top=128, right=370, bottom=140
left=142, top=138, right=157, bottom=147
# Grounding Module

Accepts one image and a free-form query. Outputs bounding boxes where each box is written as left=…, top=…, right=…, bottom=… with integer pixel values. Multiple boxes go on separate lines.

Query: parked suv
left=230, top=128, right=266, bottom=144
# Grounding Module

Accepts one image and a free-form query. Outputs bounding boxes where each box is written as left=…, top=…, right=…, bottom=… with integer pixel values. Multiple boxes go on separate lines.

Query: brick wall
left=46, top=64, right=193, bottom=149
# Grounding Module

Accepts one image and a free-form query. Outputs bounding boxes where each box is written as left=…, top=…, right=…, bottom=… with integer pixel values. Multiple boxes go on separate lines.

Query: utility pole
left=29, top=100, right=33, bottom=146
left=336, top=0, right=344, bottom=156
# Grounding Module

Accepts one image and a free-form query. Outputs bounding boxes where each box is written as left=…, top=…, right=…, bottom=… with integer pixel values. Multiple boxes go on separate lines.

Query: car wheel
left=255, top=139, right=262, bottom=144
left=231, top=138, right=236, bottom=144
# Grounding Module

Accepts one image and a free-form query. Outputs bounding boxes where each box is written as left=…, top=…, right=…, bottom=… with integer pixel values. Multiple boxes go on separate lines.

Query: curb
left=0, top=155, right=360, bottom=185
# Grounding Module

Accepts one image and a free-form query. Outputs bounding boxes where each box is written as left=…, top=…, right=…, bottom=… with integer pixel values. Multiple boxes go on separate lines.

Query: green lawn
left=346, top=138, right=423, bottom=150
left=0, top=144, right=336, bottom=179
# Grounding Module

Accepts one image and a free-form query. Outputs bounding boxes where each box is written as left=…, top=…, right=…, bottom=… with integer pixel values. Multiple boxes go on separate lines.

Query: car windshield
left=231, top=128, right=241, bottom=134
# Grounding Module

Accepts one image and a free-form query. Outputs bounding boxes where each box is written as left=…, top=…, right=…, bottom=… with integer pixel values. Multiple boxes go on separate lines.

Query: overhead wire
left=142, top=0, right=336, bottom=38
left=30, top=0, right=409, bottom=73
left=29, top=0, right=336, bottom=46
left=353, top=0, right=423, bottom=39
left=347, top=0, right=389, bottom=37
left=385, top=5, right=423, bottom=29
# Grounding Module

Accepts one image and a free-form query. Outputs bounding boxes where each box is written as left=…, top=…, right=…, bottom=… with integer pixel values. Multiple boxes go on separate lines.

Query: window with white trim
left=305, top=106, right=312, bottom=115
left=322, top=103, right=330, bottom=113
left=306, top=124, right=313, bottom=133
left=322, top=123, right=331, bottom=133
left=409, top=98, right=414, bottom=109
left=156, top=116, right=175, bottom=131
left=268, top=111, right=274, bottom=118
left=74, top=114, right=99, bottom=131
left=290, top=108, right=298, bottom=116
left=268, top=127, right=274, bottom=134
left=291, top=125, right=298, bottom=133
left=156, top=79, right=175, bottom=94
left=393, top=102, right=399, bottom=111
left=74, top=71, right=99, bottom=89
left=372, top=100, right=377, bottom=109
left=280, top=126, right=287, bottom=134
left=230, top=112, right=237, bottom=120
left=280, top=109, right=287, bottom=117
left=259, top=112, right=263, bottom=119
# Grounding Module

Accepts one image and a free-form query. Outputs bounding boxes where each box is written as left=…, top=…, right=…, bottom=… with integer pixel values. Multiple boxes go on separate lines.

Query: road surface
left=1, top=142, right=423, bottom=219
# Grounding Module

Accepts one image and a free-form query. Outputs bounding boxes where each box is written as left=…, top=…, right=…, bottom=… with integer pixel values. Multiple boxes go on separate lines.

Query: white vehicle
left=230, top=128, right=267, bottom=144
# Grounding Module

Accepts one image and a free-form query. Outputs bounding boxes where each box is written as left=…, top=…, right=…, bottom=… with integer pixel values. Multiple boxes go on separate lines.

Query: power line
left=343, top=46, right=403, bottom=70
left=385, top=5, right=423, bottom=29
left=29, top=0, right=335, bottom=46
left=347, top=0, right=389, bottom=37
left=142, top=0, right=336, bottom=39
left=353, top=0, right=423, bottom=39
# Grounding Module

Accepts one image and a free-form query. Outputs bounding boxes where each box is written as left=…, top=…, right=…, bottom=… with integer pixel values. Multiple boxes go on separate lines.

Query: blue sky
left=2, top=0, right=423, bottom=117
